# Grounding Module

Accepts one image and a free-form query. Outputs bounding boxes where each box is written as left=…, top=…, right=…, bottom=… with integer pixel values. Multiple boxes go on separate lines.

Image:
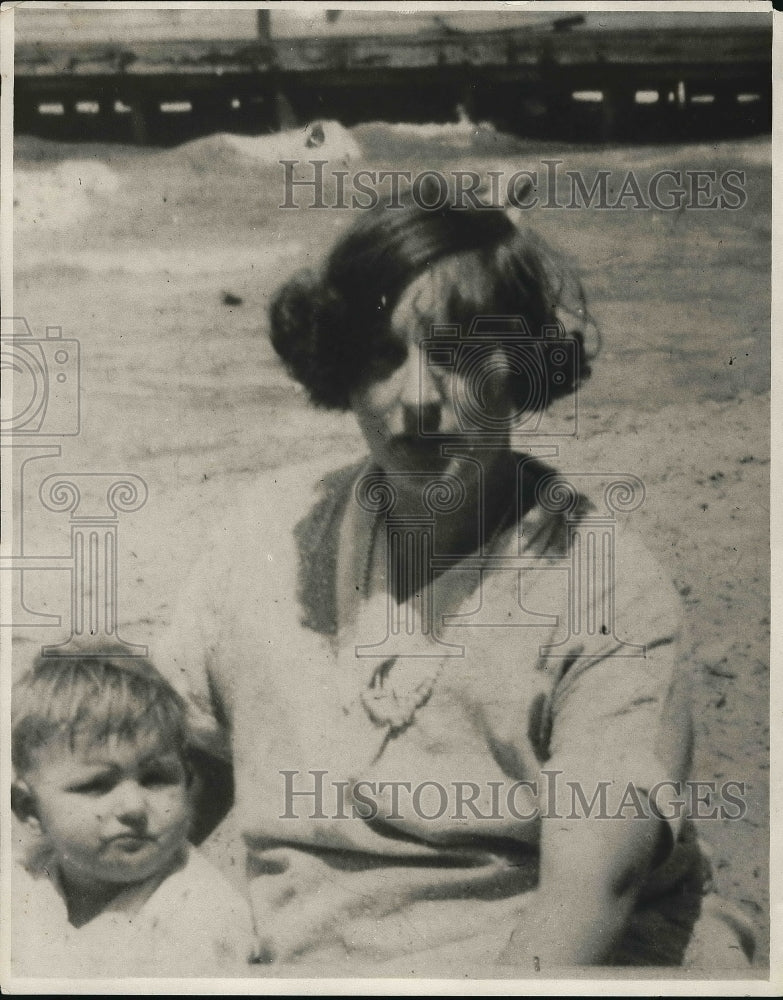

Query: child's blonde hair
left=13, top=645, right=188, bottom=775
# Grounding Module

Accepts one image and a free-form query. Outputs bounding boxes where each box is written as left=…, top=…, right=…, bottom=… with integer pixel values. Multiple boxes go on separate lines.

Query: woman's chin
left=384, top=438, right=452, bottom=473
left=381, top=438, right=510, bottom=480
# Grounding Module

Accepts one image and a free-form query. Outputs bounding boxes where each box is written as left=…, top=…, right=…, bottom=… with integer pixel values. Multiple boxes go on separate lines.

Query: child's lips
left=105, top=833, right=155, bottom=851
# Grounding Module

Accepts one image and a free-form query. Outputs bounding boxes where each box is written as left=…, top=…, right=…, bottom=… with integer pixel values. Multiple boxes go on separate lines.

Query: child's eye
left=141, top=766, right=182, bottom=788
left=72, top=776, right=115, bottom=796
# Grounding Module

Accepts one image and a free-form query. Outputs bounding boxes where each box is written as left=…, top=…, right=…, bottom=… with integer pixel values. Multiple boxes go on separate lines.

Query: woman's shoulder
left=206, top=453, right=366, bottom=557
left=234, top=453, right=364, bottom=523
left=519, top=458, right=682, bottom=622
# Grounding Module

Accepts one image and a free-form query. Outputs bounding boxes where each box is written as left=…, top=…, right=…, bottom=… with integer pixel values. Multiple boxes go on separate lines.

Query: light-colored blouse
left=157, top=453, right=700, bottom=973
left=11, top=845, right=254, bottom=977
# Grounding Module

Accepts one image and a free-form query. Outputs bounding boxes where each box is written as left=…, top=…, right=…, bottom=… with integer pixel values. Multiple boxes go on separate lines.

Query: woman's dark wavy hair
left=269, top=198, right=596, bottom=411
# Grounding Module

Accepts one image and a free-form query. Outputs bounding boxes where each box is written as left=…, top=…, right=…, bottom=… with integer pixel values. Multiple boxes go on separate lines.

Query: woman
left=159, top=200, right=751, bottom=973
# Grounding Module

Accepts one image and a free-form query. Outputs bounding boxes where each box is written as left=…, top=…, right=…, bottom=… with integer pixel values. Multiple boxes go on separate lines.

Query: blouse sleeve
left=154, top=538, right=233, bottom=765
left=545, top=523, right=692, bottom=840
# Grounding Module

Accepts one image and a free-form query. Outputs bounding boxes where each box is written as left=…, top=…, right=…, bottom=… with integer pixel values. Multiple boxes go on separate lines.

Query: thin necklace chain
left=358, top=496, right=516, bottom=737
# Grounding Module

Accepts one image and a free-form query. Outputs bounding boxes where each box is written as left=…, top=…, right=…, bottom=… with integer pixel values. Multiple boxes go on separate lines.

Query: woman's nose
left=403, top=401, right=441, bottom=435
left=400, top=353, right=442, bottom=434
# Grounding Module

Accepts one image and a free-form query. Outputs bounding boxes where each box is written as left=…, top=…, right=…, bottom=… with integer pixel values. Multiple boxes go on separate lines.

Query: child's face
left=21, top=730, right=191, bottom=893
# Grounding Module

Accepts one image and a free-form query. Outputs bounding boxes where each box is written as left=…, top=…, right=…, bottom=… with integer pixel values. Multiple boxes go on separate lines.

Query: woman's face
left=350, top=290, right=519, bottom=484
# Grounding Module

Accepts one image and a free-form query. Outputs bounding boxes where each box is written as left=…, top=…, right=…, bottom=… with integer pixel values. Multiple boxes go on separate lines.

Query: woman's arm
left=500, top=772, right=663, bottom=968
left=499, top=528, right=689, bottom=968
left=154, top=539, right=235, bottom=841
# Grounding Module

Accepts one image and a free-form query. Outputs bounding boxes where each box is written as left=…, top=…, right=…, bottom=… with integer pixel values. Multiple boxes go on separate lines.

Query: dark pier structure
left=15, top=12, right=772, bottom=145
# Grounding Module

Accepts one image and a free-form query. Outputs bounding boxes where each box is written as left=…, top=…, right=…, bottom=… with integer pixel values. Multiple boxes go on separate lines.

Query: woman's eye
left=367, top=340, right=407, bottom=377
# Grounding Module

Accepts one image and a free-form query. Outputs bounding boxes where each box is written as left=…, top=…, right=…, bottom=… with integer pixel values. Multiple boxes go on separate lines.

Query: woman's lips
left=387, top=436, right=451, bottom=467
left=389, top=434, right=444, bottom=450
left=387, top=434, right=490, bottom=462
left=388, top=433, right=476, bottom=451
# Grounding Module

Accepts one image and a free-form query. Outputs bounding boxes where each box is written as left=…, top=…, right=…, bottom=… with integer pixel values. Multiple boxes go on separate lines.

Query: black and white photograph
left=0, top=1, right=776, bottom=991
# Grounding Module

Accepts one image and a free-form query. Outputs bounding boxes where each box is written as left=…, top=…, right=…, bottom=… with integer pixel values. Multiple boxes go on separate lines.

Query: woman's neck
left=376, top=451, right=527, bottom=603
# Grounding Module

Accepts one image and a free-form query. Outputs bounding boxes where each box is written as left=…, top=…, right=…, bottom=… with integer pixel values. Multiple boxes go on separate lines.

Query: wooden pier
left=15, top=15, right=772, bottom=144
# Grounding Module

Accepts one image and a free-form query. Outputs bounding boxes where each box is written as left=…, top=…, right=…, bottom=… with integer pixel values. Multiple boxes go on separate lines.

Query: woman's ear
left=11, top=778, right=42, bottom=833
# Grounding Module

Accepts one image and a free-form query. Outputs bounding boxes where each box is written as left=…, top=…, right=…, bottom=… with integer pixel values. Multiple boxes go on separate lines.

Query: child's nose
left=113, top=781, right=148, bottom=823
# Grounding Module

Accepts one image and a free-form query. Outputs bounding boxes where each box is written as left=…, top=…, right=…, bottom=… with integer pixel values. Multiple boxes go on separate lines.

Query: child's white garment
left=11, top=844, right=254, bottom=978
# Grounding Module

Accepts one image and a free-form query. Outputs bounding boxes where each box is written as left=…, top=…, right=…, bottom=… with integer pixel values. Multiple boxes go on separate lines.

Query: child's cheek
left=162, top=786, right=191, bottom=824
